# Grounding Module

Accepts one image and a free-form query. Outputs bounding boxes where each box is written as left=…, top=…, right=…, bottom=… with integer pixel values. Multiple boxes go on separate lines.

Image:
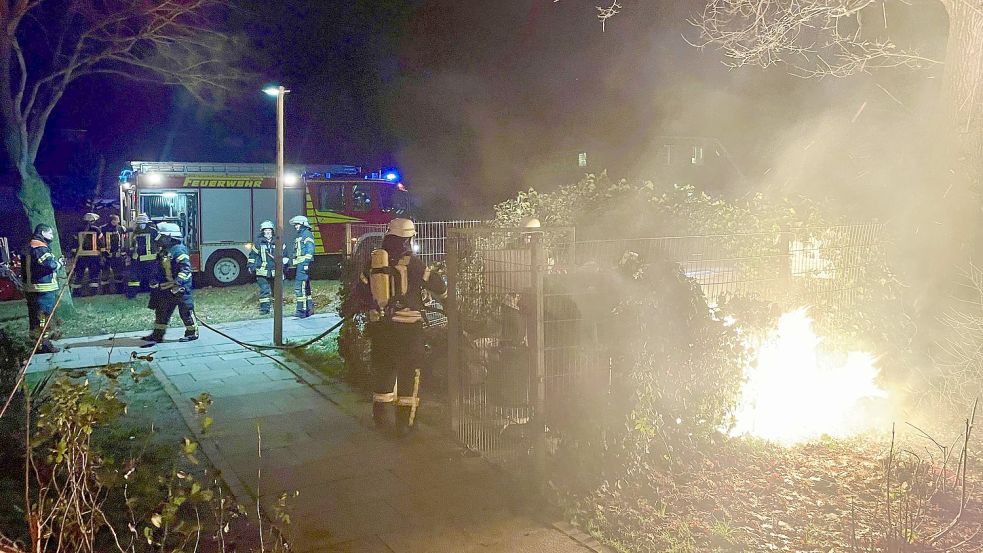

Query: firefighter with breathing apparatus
left=127, top=213, right=159, bottom=299
left=70, top=212, right=103, bottom=296
left=21, top=224, right=64, bottom=354
left=247, top=220, right=277, bottom=315
left=142, top=222, right=198, bottom=344
left=355, top=218, right=447, bottom=435
left=285, top=215, right=316, bottom=319
left=100, top=214, right=127, bottom=294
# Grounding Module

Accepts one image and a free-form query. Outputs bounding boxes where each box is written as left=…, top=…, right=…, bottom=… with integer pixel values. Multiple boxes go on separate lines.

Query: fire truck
left=118, top=161, right=412, bottom=285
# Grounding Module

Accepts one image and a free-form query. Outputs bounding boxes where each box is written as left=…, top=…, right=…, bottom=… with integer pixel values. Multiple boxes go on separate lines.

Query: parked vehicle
left=118, top=162, right=413, bottom=285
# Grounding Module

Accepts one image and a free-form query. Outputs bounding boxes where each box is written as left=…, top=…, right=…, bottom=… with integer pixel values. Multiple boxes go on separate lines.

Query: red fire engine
left=118, top=162, right=412, bottom=285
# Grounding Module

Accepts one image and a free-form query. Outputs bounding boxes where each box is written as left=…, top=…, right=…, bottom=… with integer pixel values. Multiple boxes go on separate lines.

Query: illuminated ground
left=26, top=315, right=598, bottom=552
left=0, top=281, right=340, bottom=340
left=570, top=436, right=983, bottom=552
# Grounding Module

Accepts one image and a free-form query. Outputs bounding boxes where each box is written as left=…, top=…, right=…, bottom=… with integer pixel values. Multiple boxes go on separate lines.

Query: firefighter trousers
left=101, top=256, right=126, bottom=294
left=256, top=275, right=273, bottom=313
left=369, top=321, right=425, bottom=428
left=25, top=291, right=57, bottom=350
left=149, top=290, right=197, bottom=338
left=293, top=268, right=313, bottom=317
left=127, top=260, right=156, bottom=299
left=70, top=256, right=103, bottom=295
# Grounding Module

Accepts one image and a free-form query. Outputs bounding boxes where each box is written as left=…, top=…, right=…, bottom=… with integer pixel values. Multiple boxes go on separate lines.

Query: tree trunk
left=941, top=0, right=983, bottom=167
left=10, top=159, right=74, bottom=312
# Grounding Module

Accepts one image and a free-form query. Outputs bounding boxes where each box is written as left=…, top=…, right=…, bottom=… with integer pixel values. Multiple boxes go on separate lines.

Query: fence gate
left=445, top=223, right=885, bottom=479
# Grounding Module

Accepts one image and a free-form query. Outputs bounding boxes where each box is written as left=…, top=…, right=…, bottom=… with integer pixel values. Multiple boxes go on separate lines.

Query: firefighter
left=70, top=212, right=103, bottom=296
left=142, top=222, right=198, bottom=344
left=286, top=215, right=315, bottom=319
left=127, top=213, right=159, bottom=299
left=247, top=220, right=277, bottom=314
left=100, top=214, right=127, bottom=294
left=357, top=218, right=446, bottom=435
left=21, top=224, right=64, bottom=353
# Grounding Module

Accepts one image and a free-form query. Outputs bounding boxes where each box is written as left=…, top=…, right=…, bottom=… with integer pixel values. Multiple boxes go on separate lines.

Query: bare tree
left=929, top=263, right=983, bottom=411
left=0, top=0, right=243, bottom=300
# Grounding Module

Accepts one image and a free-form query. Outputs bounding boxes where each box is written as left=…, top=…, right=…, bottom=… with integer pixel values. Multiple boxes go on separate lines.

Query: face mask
left=41, top=230, right=53, bottom=241
left=263, top=230, right=273, bottom=240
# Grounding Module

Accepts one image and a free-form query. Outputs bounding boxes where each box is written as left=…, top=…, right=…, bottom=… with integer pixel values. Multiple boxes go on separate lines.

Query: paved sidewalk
left=28, top=314, right=597, bottom=553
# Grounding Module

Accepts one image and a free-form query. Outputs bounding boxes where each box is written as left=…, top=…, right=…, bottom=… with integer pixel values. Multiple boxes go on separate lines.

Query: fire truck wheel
left=205, top=250, right=250, bottom=287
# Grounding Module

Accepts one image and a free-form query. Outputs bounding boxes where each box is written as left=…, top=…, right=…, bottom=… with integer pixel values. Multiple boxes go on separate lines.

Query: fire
left=730, top=308, right=886, bottom=445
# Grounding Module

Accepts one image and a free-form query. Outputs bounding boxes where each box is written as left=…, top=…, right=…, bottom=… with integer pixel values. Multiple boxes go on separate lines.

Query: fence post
left=528, top=232, right=547, bottom=485
left=446, top=231, right=462, bottom=437
left=344, top=223, right=353, bottom=256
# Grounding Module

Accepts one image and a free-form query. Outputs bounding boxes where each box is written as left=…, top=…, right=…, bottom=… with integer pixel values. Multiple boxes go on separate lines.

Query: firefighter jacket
left=101, top=223, right=127, bottom=257
left=359, top=248, right=447, bottom=324
left=151, top=241, right=193, bottom=293
left=291, top=228, right=315, bottom=272
left=72, top=224, right=102, bottom=257
left=21, top=234, right=61, bottom=293
left=248, top=235, right=277, bottom=277
left=131, top=225, right=159, bottom=262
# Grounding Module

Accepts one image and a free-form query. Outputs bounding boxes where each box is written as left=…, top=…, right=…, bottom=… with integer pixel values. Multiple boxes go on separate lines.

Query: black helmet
left=34, top=223, right=53, bottom=237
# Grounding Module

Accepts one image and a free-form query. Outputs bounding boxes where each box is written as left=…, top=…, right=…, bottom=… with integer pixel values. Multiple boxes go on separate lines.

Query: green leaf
left=151, top=513, right=162, bottom=528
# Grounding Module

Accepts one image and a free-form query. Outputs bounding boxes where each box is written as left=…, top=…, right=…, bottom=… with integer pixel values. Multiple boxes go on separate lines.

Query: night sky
left=32, top=0, right=949, bottom=220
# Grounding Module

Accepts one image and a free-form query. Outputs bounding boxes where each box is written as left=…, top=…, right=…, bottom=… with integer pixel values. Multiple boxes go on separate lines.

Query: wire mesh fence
left=446, top=223, right=885, bottom=478
left=349, top=220, right=483, bottom=267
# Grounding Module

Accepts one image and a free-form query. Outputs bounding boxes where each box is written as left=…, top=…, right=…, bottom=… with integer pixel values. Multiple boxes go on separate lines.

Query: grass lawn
left=0, top=280, right=340, bottom=340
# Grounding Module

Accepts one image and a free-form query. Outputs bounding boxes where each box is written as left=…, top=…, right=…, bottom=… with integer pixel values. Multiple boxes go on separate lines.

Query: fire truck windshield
left=379, top=185, right=409, bottom=214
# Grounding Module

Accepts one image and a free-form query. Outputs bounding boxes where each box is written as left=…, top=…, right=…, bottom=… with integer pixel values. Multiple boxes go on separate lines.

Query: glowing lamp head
left=284, top=173, right=299, bottom=185
left=263, top=87, right=280, bottom=97
left=145, top=173, right=164, bottom=185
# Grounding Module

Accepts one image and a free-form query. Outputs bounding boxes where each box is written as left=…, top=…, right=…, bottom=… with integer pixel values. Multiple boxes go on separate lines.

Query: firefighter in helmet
left=127, top=213, right=159, bottom=299
left=357, top=218, right=446, bottom=434
left=70, top=212, right=103, bottom=296
left=247, top=220, right=277, bottom=314
left=142, top=222, right=198, bottom=344
left=286, top=215, right=315, bottom=318
left=100, top=214, right=127, bottom=294
left=21, top=224, right=64, bottom=353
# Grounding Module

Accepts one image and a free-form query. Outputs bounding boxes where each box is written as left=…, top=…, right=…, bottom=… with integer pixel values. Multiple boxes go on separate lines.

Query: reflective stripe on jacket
left=292, top=229, right=315, bottom=269
left=131, top=228, right=158, bottom=261
left=22, top=237, right=59, bottom=293
left=248, top=236, right=277, bottom=277
left=74, top=227, right=101, bottom=257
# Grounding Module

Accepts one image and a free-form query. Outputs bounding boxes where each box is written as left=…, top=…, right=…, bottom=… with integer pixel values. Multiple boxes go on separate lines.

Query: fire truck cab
left=118, top=161, right=412, bottom=285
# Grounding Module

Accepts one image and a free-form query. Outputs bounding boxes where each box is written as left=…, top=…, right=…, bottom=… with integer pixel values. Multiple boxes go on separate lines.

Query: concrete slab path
left=28, top=313, right=600, bottom=553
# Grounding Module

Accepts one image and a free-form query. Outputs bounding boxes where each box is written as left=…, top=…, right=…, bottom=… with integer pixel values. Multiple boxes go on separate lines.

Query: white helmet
left=519, top=216, right=541, bottom=229
left=157, top=222, right=182, bottom=239
left=83, top=212, right=100, bottom=222
left=289, top=215, right=310, bottom=227
left=135, top=213, right=150, bottom=224
left=386, top=218, right=416, bottom=238
left=259, top=220, right=274, bottom=231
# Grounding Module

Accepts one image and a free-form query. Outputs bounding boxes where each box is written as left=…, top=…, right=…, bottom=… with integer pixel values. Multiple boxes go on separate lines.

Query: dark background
left=16, top=0, right=950, bottom=229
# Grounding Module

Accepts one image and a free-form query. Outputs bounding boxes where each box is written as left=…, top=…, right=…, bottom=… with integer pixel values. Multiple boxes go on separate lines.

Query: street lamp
left=264, top=85, right=290, bottom=345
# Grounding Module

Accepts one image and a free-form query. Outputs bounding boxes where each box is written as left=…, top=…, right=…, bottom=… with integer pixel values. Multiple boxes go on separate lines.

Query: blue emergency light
left=384, top=171, right=399, bottom=182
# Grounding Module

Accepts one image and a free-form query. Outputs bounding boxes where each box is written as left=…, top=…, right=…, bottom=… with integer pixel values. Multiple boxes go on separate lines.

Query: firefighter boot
left=141, top=331, right=165, bottom=344
left=179, top=331, right=199, bottom=343
left=38, top=339, right=60, bottom=354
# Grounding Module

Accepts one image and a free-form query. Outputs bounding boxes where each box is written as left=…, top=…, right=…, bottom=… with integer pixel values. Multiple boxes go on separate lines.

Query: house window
left=663, top=144, right=672, bottom=165
left=692, top=145, right=704, bottom=166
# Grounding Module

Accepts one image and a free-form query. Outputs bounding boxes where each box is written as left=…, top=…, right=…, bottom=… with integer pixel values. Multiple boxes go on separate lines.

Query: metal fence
left=349, top=220, right=483, bottom=267
left=445, top=223, right=884, bottom=478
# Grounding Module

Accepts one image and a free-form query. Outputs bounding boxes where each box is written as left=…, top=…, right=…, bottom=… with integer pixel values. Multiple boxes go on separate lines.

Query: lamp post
left=264, top=85, right=289, bottom=345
